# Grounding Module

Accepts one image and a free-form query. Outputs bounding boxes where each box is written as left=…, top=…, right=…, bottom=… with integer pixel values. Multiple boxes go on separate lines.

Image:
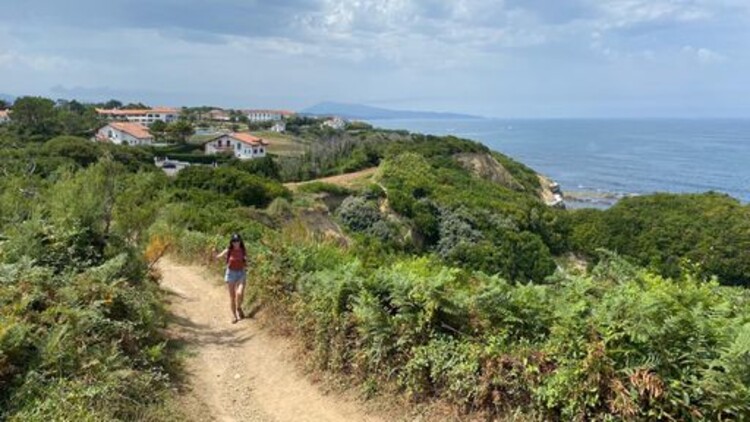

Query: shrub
left=229, top=155, right=282, bottom=180
left=267, top=197, right=294, bottom=220
left=568, top=193, right=750, bottom=286
left=337, top=196, right=382, bottom=233
left=296, top=181, right=353, bottom=196
left=252, top=240, right=750, bottom=420
left=174, top=166, right=290, bottom=208
left=0, top=163, right=178, bottom=420
left=41, top=136, right=102, bottom=167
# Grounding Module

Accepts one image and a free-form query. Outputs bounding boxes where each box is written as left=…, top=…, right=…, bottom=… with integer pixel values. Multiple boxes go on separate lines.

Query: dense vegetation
left=0, top=161, right=179, bottom=420
left=243, top=237, right=750, bottom=420
left=2, top=96, right=750, bottom=420
left=0, top=104, right=289, bottom=419
left=159, top=120, right=750, bottom=419
left=568, top=193, right=750, bottom=286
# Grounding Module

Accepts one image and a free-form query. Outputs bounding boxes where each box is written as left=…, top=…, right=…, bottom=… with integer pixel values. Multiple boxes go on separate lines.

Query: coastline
left=562, top=190, right=638, bottom=209
left=367, top=118, right=750, bottom=206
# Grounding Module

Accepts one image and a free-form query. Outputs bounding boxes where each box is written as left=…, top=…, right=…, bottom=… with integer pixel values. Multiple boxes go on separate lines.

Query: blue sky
left=0, top=0, right=748, bottom=117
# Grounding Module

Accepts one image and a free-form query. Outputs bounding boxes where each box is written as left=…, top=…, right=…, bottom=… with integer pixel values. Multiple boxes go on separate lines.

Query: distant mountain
left=302, top=102, right=483, bottom=120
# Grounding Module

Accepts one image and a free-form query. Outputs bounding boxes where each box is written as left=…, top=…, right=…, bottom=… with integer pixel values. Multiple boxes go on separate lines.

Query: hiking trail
left=160, top=258, right=385, bottom=422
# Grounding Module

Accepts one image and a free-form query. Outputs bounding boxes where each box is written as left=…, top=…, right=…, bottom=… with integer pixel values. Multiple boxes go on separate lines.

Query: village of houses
left=0, top=105, right=348, bottom=174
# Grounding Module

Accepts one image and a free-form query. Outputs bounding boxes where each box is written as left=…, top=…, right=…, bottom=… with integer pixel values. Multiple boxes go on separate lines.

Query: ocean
left=367, top=119, right=750, bottom=207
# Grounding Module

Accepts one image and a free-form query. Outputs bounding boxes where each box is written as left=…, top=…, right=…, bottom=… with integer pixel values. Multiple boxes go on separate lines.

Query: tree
left=121, top=102, right=149, bottom=110
left=149, top=120, right=168, bottom=142
left=166, top=120, right=195, bottom=144
left=9, top=96, right=59, bottom=138
left=0, top=99, right=10, bottom=109
left=230, top=155, right=281, bottom=180
left=57, top=105, right=102, bottom=137
left=102, top=99, right=122, bottom=109
left=42, top=136, right=102, bottom=167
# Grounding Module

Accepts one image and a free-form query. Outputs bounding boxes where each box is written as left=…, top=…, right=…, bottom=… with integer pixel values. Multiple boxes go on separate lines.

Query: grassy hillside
left=251, top=131, right=308, bottom=156
left=2, top=105, right=750, bottom=420
left=156, top=129, right=750, bottom=419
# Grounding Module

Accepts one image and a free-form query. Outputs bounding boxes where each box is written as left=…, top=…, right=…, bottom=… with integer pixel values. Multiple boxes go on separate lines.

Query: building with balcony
left=96, top=122, right=154, bottom=146
left=204, top=132, right=269, bottom=160
left=96, top=107, right=180, bottom=126
left=245, top=109, right=295, bottom=122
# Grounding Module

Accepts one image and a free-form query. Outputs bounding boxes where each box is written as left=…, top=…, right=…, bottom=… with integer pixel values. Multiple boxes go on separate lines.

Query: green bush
left=247, top=239, right=750, bottom=420
left=0, top=161, right=178, bottom=420
left=41, top=136, right=102, bottom=167
left=229, top=155, right=282, bottom=180
left=296, top=181, right=353, bottom=196
left=337, top=196, right=382, bottom=232
left=173, top=166, right=290, bottom=208
left=568, top=193, right=750, bottom=286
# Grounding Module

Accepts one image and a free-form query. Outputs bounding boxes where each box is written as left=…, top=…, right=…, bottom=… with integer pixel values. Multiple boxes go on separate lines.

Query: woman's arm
left=216, top=248, right=228, bottom=260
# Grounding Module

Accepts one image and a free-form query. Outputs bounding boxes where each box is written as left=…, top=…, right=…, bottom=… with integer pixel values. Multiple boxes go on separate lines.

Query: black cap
left=231, top=233, right=241, bottom=242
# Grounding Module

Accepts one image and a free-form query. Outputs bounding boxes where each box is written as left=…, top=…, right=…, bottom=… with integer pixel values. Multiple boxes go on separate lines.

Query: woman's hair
left=226, top=233, right=246, bottom=261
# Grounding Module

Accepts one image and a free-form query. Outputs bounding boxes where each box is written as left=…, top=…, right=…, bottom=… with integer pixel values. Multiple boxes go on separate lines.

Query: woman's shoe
left=237, top=308, right=245, bottom=319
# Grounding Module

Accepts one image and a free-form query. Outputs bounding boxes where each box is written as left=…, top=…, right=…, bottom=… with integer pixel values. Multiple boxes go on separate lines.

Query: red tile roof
left=209, top=132, right=269, bottom=147
left=0, top=110, right=9, bottom=118
left=108, top=122, right=153, bottom=139
left=244, top=109, right=295, bottom=116
left=96, top=107, right=179, bottom=116
left=229, top=132, right=269, bottom=146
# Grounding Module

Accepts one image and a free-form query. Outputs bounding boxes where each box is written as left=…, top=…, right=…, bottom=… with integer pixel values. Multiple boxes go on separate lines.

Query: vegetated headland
left=1, top=96, right=749, bottom=421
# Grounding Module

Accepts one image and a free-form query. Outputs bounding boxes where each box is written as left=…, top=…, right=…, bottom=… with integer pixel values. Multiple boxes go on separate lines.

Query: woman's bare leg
left=235, top=281, right=246, bottom=318
left=227, top=282, right=238, bottom=322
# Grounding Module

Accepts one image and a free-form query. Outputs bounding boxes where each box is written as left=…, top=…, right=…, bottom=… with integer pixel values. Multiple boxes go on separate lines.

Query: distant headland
left=301, top=101, right=484, bottom=120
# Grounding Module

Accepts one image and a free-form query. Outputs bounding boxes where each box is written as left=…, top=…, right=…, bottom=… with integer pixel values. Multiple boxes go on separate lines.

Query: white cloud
left=592, top=0, right=713, bottom=29
left=682, top=45, right=726, bottom=64
left=0, top=49, right=75, bottom=71
left=0, top=1, right=747, bottom=116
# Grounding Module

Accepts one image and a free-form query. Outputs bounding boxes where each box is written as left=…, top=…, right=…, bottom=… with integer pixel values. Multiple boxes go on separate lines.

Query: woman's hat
left=231, top=233, right=242, bottom=242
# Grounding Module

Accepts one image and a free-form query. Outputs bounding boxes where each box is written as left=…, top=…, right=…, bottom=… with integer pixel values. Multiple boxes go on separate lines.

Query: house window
left=253, top=148, right=258, bottom=154
left=260, top=148, right=264, bottom=153
left=236, top=143, right=240, bottom=150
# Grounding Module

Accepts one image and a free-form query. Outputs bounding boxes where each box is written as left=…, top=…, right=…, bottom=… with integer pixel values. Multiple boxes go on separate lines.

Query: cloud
left=593, top=0, right=712, bottom=29
left=0, top=49, right=75, bottom=71
left=0, top=0, right=317, bottom=39
left=682, top=45, right=727, bottom=64
left=0, top=1, right=747, bottom=116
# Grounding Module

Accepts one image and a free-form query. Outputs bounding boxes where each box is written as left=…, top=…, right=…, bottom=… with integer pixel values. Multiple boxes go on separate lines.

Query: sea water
left=368, top=119, right=750, bottom=207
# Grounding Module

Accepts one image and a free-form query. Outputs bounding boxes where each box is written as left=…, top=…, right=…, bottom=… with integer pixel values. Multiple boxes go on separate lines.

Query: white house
left=96, top=122, right=154, bottom=146
left=208, top=109, right=231, bottom=122
left=270, top=121, right=286, bottom=133
left=96, top=107, right=180, bottom=126
left=245, top=109, right=294, bottom=123
left=322, top=117, right=346, bottom=130
left=204, top=132, right=269, bottom=160
left=0, top=110, right=9, bottom=124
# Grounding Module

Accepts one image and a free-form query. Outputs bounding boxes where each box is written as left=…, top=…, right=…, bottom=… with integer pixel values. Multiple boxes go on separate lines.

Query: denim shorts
left=225, top=268, right=246, bottom=283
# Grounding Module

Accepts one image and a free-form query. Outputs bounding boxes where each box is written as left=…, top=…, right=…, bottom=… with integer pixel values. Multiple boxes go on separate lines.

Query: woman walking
left=216, top=233, right=247, bottom=324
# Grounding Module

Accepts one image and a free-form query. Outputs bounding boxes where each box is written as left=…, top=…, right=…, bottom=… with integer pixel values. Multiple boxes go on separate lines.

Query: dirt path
left=160, top=258, right=385, bottom=422
left=284, top=167, right=378, bottom=191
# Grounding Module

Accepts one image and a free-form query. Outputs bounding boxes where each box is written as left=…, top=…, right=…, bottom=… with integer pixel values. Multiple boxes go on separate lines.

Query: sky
left=0, top=0, right=749, bottom=118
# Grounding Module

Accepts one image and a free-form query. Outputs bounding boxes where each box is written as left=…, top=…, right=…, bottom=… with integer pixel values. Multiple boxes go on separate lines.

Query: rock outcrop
left=454, top=153, right=565, bottom=208
left=454, top=153, right=525, bottom=191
